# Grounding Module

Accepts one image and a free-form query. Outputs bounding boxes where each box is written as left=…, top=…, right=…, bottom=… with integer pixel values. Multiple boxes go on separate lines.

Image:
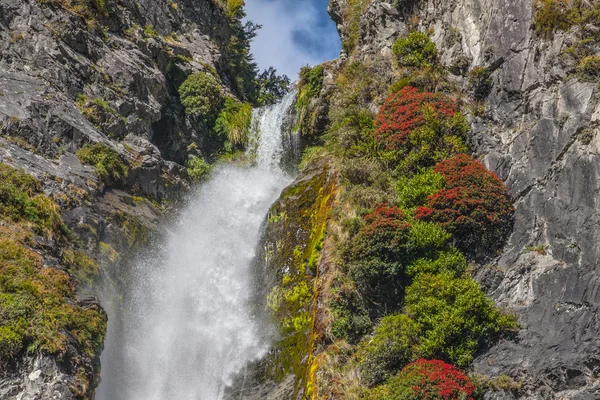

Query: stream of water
left=97, top=91, right=297, bottom=400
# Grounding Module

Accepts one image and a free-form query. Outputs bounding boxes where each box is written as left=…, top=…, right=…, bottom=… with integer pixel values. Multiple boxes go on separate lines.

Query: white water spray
left=98, top=91, right=297, bottom=400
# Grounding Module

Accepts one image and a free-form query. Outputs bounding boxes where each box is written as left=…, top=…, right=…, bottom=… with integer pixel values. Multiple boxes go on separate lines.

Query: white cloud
left=244, top=0, right=340, bottom=79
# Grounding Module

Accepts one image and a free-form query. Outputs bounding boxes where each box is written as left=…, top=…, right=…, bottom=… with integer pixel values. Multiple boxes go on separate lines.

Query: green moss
left=263, top=158, right=336, bottom=396
left=63, top=249, right=99, bottom=286
left=0, top=236, right=106, bottom=362
left=76, top=143, right=128, bottom=185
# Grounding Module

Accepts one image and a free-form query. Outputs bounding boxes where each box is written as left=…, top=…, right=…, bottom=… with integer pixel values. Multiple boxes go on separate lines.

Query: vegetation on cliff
left=0, top=163, right=106, bottom=395
left=273, top=26, right=519, bottom=400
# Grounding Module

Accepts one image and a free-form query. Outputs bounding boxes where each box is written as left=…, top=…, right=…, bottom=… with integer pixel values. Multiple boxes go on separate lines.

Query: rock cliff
left=323, top=0, right=600, bottom=398
left=0, top=0, right=240, bottom=398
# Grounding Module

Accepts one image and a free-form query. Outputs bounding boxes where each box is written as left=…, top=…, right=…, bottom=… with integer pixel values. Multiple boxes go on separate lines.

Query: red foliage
left=374, top=86, right=458, bottom=151
left=394, top=359, right=476, bottom=400
left=415, top=154, right=513, bottom=257
left=364, top=203, right=408, bottom=231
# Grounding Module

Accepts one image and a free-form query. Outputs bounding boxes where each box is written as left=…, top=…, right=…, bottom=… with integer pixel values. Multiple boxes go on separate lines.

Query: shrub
left=373, top=87, right=469, bottom=171
left=405, top=273, right=519, bottom=368
left=330, top=275, right=373, bottom=343
left=372, top=359, right=476, bottom=400
left=576, top=55, right=600, bottom=81
left=360, top=314, right=419, bottom=386
left=344, top=204, right=412, bottom=313
left=396, top=168, right=444, bottom=211
left=392, top=32, right=438, bottom=68
left=76, top=143, right=128, bottom=184
left=406, top=248, right=467, bottom=278
left=0, top=163, right=63, bottom=238
left=178, top=72, right=224, bottom=120
left=214, top=98, right=253, bottom=146
left=344, top=205, right=454, bottom=315
left=415, top=154, right=514, bottom=259
left=533, top=0, right=572, bottom=37
left=186, top=156, right=211, bottom=183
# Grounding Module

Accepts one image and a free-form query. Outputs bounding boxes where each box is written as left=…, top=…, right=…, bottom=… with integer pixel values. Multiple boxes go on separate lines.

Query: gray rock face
left=0, top=0, right=234, bottom=398
left=329, top=0, right=600, bottom=397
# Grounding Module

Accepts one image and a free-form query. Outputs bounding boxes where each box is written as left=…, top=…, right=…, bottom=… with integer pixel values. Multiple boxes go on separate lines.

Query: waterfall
left=97, top=91, right=298, bottom=400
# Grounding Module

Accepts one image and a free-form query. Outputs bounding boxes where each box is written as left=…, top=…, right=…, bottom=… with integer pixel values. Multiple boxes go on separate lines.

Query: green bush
left=392, top=32, right=438, bottom=68
left=360, top=314, right=419, bottom=386
left=397, top=169, right=444, bottom=211
left=76, top=143, right=128, bottom=184
left=576, top=55, right=600, bottom=81
left=0, top=163, right=64, bottom=238
left=214, top=98, right=253, bottom=146
left=330, top=275, right=373, bottom=343
left=178, top=72, right=224, bottom=120
left=406, top=248, right=467, bottom=278
left=405, top=272, right=519, bottom=368
left=186, top=156, right=212, bottom=183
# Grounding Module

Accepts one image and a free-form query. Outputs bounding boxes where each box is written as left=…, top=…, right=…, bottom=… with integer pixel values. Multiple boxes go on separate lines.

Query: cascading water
left=97, top=91, right=298, bottom=400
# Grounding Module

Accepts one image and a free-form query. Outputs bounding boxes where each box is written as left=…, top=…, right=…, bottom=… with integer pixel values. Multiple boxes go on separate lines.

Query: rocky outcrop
left=0, top=0, right=237, bottom=397
left=327, top=0, right=600, bottom=397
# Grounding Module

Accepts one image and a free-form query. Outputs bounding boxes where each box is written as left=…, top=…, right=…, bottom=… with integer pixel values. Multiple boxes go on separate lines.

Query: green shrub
left=534, top=0, right=600, bottom=37
left=392, top=32, right=438, bottom=68
left=178, top=72, right=224, bottom=120
left=330, top=275, right=373, bottom=343
left=186, top=156, right=212, bottom=183
left=396, top=169, right=444, bottom=211
left=405, top=272, right=519, bottom=368
left=406, top=248, right=467, bottom=278
left=576, top=55, right=600, bottom=81
left=214, top=98, right=253, bottom=146
left=76, top=143, right=128, bottom=184
left=360, top=314, right=419, bottom=386
left=533, top=0, right=571, bottom=36
left=0, top=163, right=64, bottom=238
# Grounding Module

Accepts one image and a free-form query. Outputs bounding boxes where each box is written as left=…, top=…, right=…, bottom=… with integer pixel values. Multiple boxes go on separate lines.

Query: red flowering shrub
left=415, top=154, right=514, bottom=258
left=374, top=87, right=458, bottom=150
left=373, top=87, right=469, bottom=171
left=378, top=359, right=476, bottom=400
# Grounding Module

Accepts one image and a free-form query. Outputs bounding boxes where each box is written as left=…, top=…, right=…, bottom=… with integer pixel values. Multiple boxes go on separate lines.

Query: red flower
left=374, top=87, right=459, bottom=151
left=390, top=359, right=476, bottom=400
left=415, top=155, right=513, bottom=258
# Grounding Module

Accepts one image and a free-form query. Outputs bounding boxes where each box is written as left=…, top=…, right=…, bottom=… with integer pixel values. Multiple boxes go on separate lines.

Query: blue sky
left=245, top=0, right=341, bottom=79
